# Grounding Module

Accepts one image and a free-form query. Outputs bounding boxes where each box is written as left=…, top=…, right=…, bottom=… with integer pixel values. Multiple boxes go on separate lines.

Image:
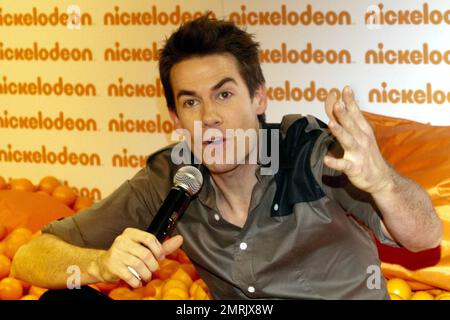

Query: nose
left=201, top=100, right=222, bottom=128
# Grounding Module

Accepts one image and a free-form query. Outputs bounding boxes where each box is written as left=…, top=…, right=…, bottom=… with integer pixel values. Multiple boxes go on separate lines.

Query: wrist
left=370, top=167, right=395, bottom=196
left=86, top=251, right=106, bottom=283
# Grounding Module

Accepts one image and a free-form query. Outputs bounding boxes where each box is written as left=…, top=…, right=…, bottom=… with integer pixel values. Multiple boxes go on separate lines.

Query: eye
left=183, top=99, right=199, bottom=108
left=217, top=91, right=233, bottom=100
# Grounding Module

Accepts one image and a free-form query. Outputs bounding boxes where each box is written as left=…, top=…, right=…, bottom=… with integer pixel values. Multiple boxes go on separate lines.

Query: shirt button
left=214, top=214, right=220, bottom=221
left=248, top=286, right=255, bottom=293
left=273, top=203, right=279, bottom=211
left=239, top=242, right=247, bottom=250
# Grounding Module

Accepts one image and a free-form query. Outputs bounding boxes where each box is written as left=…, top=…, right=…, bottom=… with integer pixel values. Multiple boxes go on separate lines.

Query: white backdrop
left=0, top=0, right=449, bottom=199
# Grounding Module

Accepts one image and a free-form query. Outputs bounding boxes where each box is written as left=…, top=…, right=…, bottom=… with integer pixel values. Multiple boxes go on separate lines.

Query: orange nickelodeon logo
left=260, top=42, right=351, bottom=64
left=365, top=3, right=450, bottom=26
left=108, top=77, right=164, bottom=98
left=108, top=113, right=174, bottom=134
left=112, top=148, right=148, bottom=168
left=0, top=76, right=96, bottom=96
left=266, top=80, right=341, bottom=102
left=104, top=42, right=159, bottom=62
left=365, top=43, right=450, bottom=65
left=0, top=7, right=92, bottom=26
left=0, top=144, right=102, bottom=166
left=0, top=42, right=93, bottom=62
left=103, top=5, right=213, bottom=26
left=229, top=4, right=351, bottom=26
left=369, top=82, right=450, bottom=104
left=0, top=110, right=97, bottom=132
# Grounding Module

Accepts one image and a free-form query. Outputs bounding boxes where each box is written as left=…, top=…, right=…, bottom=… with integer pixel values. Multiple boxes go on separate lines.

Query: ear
left=168, top=109, right=181, bottom=129
left=252, top=84, right=268, bottom=116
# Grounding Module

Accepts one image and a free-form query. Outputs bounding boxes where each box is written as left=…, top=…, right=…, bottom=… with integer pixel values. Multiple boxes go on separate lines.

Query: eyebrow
left=176, top=77, right=237, bottom=100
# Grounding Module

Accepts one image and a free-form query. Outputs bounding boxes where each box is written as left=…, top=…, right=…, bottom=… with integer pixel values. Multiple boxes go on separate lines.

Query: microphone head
left=173, top=166, right=203, bottom=196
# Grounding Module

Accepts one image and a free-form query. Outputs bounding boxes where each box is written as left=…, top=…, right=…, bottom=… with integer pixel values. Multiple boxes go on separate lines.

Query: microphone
left=147, top=166, right=203, bottom=241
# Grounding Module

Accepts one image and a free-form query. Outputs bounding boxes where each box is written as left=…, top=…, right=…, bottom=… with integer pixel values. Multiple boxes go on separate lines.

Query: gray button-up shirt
left=42, top=114, right=399, bottom=299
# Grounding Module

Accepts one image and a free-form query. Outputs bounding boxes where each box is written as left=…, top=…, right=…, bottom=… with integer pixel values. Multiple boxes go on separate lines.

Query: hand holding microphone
left=93, top=166, right=203, bottom=288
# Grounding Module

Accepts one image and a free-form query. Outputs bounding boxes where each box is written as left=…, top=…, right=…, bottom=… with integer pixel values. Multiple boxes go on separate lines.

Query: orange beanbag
left=365, top=112, right=450, bottom=291
left=0, top=190, right=73, bottom=234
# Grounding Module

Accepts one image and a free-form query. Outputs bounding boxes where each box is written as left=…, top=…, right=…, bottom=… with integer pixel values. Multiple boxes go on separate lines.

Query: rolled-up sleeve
left=41, top=165, right=164, bottom=250
left=310, top=130, right=401, bottom=247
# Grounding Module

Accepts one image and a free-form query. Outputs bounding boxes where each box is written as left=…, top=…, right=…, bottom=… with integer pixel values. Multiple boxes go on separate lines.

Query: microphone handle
left=147, top=186, right=191, bottom=241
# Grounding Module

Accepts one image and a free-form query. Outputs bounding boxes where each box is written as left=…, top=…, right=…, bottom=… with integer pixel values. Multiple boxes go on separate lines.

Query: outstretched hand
left=323, top=86, right=393, bottom=195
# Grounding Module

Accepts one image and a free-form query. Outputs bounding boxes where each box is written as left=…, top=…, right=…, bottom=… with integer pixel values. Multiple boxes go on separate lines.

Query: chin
left=203, top=163, right=240, bottom=175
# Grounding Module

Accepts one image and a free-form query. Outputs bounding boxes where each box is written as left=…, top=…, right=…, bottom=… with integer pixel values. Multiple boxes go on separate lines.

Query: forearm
left=372, top=166, right=442, bottom=252
left=11, top=233, right=105, bottom=289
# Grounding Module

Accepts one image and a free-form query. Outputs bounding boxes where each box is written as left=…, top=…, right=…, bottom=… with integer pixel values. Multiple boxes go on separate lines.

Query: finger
left=328, top=120, right=358, bottom=151
left=123, top=228, right=165, bottom=261
left=162, top=235, right=184, bottom=256
left=118, top=264, right=142, bottom=289
left=121, top=237, right=160, bottom=273
left=342, top=86, right=373, bottom=135
left=325, top=91, right=338, bottom=122
left=323, top=155, right=353, bottom=173
left=333, top=101, right=364, bottom=138
left=124, top=254, right=152, bottom=283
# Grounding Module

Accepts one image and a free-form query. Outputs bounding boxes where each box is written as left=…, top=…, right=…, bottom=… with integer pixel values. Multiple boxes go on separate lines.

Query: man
left=11, top=15, right=442, bottom=299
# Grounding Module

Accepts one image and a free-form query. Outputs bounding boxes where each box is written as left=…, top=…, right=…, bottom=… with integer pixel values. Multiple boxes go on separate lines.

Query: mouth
left=202, top=136, right=226, bottom=146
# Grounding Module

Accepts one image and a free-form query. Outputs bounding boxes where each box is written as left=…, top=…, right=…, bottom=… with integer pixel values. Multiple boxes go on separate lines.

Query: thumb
left=162, top=235, right=183, bottom=255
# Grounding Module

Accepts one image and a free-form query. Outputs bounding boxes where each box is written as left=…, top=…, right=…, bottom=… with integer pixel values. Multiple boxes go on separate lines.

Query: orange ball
left=0, top=277, right=23, bottom=300
left=31, top=230, right=42, bottom=239
left=192, top=285, right=210, bottom=300
left=180, top=263, right=199, bottom=281
left=166, top=248, right=180, bottom=261
left=154, top=259, right=180, bottom=280
left=73, top=196, right=93, bottom=212
left=0, top=254, right=11, bottom=279
left=162, top=287, right=188, bottom=300
left=170, top=267, right=193, bottom=288
left=28, top=285, right=47, bottom=298
left=18, top=279, right=31, bottom=291
left=9, top=227, right=33, bottom=239
left=88, top=284, right=101, bottom=291
left=389, top=293, right=403, bottom=300
left=162, top=279, right=188, bottom=292
left=177, top=250, right=192, bottom=264
left=10, top=179, right=35, bottom=192
left=435, top=292, right=450, bottom=300
left=94, top=281, right=119, bottom=293
left=108, top=287, right=132, bottom=300
left=149, top=279, right=163, bottom=299
left=0, top=176, right=7, bottom=190
left=38, top=176, right=61, bottom=195
left=387, top=278, right=412, bottom=300
left=143, top=283, right=156, bottom=297
left=410, top=291, right=434, bottom=300
left=52, top=185, right=77, bottom=207
left=4, top=233, right=32, bottom=259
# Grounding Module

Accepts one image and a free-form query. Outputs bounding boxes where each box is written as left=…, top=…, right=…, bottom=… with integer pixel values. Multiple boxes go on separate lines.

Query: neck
left=210, top=164, right=259, bottom=227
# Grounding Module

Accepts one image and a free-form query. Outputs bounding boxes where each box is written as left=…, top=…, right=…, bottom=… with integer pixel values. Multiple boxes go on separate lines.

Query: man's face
left=169, top=53, right=267, bottom=175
